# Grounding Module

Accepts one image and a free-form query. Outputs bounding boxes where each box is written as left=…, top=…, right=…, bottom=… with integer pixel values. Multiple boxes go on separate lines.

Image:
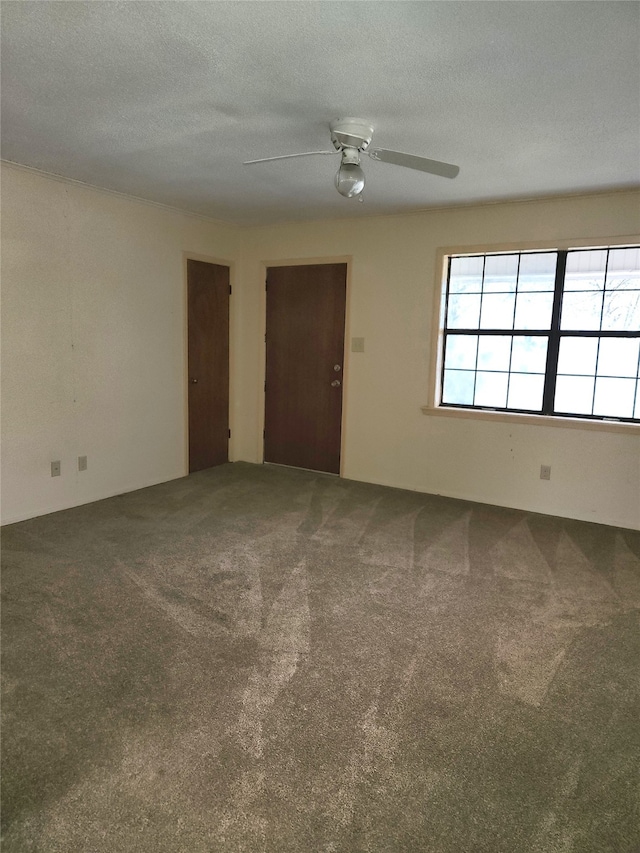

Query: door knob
left=331, top=379, right=341, bottom=387
left=190, top=378, right=198, bottom=384
left=334, top=364, right=342, bottom=372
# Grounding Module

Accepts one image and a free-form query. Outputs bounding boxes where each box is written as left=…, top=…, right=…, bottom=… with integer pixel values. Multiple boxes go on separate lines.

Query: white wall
left=1, top=164, right=240, bottom=524
left=2, top=163, right=638, bottom=529
left=233, top=192, right=640, bottom=529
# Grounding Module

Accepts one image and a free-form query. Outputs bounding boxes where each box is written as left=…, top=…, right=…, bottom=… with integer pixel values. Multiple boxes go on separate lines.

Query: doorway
left=187, top=259, right=230, bottom=473
left=264, top=263, right=347, bottom=474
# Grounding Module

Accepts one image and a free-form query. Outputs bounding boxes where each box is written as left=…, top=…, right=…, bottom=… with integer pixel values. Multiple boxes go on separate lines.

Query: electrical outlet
left=78, top=455, right=87, bottom=472
left=540, top=465, right=551, bottom=481
left=51, top=461, right=61, bottom=477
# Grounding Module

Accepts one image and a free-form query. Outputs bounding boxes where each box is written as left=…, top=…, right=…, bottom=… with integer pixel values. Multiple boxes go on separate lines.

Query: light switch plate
left=351, top=337, right=365, bottom=352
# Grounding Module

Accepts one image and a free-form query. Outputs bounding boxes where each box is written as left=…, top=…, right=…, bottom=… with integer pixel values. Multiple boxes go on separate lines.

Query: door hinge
left=229, top=285, right=232, bottom=295
left=228, top=429, right=231, bottom=438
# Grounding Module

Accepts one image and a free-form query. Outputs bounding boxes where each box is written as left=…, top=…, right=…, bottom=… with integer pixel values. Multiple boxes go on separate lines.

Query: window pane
left=560, top=291, right=603, bottom=330
left=514, top=292, right=554, bottom=330
left=607, top=248, right=640, bottom=291
left=447, top=294, right=481, bottom=328
left=442, top=247, right=640, bottom=420
left=474, top=371, right=508, bottom=407
left=442, top=369, right=475, bottom=405
left=477, top=335, right=512, bottom=371
left=444, top=335, right=478, bottom=370
left=601, top=290, right=640, bottom=332
left=479, top=293, right=516, bottom=329
left=596, top=337, right=640, bottom=378
left=449, top=256, right=484, bottom=293
left=593, top=377, right=636, bottom=418
left=564, top=250, right=606, bottom=291
left=483, top=254, right=518, bottom=293
left=511, top=336, right=548, bottom=373
left=557, top=337, right=598, bottom=376
left=507, top=373, right=545, bottom=411
left=517, top=253, right=557, bottom=291
left=554, top=375, right=595, bottom=415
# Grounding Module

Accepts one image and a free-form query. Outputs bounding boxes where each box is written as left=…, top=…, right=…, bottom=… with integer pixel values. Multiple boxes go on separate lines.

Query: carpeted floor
left=2, top=462, right=640, bottom=853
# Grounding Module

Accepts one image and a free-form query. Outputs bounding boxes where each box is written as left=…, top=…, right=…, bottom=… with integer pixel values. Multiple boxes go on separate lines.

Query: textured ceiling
left=2, top=1, right=639, bottom=226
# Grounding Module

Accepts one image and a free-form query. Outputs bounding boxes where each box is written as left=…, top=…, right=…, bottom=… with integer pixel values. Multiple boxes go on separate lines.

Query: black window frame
left=439, top=246, right=640, bottom=424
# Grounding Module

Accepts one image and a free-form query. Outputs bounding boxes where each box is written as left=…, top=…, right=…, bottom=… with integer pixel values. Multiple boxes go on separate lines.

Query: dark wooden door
left=187, top=260, right=230, bottom=472
left=264, top=263, right=347, bottom=474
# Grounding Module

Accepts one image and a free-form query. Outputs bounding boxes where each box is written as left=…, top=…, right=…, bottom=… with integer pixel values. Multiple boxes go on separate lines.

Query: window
left=439, top=246, right=640, bottom=422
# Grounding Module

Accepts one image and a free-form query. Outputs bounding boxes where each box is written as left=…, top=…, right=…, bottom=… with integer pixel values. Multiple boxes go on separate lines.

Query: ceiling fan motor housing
left=330, top=118, right=375, bottom=152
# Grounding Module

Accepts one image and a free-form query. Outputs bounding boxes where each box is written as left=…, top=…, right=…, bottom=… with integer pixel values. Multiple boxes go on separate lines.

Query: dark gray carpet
left=2, top=462, right=639, bottom=852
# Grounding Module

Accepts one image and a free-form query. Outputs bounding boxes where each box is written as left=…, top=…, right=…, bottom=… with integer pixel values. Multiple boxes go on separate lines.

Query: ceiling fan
left=244, top=117, right=460, bottom=199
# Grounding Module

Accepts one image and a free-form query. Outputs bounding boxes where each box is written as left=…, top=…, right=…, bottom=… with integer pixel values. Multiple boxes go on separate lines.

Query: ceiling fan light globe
left=335, top=163, right=365, bottom=198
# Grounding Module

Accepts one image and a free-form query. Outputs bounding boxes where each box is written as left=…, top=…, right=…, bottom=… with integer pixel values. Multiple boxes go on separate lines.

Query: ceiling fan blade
left=243, top=150, right=337, bottom=165
left=367, top=148, right=460, bottom=179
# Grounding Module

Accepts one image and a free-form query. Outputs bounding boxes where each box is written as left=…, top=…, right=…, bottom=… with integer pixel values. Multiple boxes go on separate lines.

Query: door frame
left=259, top=256, right=352, bottom=476
left=182, top=252, right=235, bottom=475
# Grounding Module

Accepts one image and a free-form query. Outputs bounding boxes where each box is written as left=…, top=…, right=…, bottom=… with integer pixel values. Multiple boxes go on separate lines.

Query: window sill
left=420, top=405, right=640, bottom=434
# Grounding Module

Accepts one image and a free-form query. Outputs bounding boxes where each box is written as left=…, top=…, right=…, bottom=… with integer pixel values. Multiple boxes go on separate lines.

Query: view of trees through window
left=440, top=246, right=640, bottom=421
